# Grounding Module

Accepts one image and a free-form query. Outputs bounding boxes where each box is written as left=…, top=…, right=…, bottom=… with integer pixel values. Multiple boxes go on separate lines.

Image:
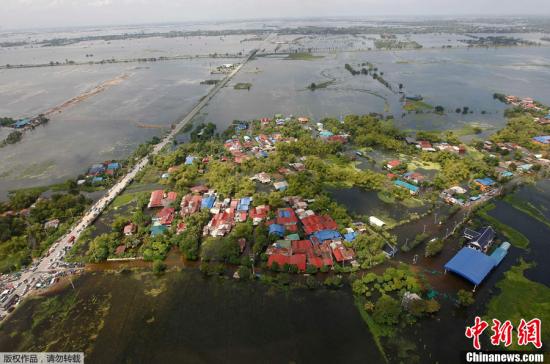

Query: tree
left=237, top=265, right=251, bottom=280
left=434, top=105, right=445, bottom=114
left=457, top=289, right=475, bottom=307
left=373, top=294, right=401, bottom=325
left=425, top=239, right=444, bottom=257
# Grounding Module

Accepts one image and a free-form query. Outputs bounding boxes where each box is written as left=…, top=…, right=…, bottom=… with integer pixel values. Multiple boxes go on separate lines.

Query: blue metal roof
left=269, top=224, right=285, bottom=237
left=444, top=247, right=495, bottom=286
left=201, top=195, right=216, bottom=209
left=394, top=180, right=419, bottom=193
left=107, top=162, right=120, bottom=170
left=237, top=197, right=251, bottom=211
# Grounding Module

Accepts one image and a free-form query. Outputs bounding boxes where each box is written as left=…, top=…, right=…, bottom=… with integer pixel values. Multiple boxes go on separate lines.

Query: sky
left=2, top=0, right=550, bottom=30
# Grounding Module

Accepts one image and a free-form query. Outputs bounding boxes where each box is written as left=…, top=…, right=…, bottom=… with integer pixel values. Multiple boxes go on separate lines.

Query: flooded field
left=0, top=58, right=236, bottom=198
left=0, top=270, right=383, bottom=364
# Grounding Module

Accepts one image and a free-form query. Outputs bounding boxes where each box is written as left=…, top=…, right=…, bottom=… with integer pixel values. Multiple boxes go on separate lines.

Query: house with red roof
left=148, top=190, right=178, bottom=208
left=203, top=209, right=235, bottom=237
left=330, top=241, right=356, bottom=263
left=156, top=207, right=175, bottom=226
left=123, top=223, right=137, bottom=236
left=301, top=214, right=338, bottom=235
left=180, top=194, right=202, bottom=216
left=249, top=205, right=270, bottom=225
left=386, top=160, right=401, bottom=170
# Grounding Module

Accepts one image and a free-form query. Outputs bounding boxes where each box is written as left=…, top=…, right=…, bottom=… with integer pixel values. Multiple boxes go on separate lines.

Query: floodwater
left=329, top=186, right=430, bottom=223
left=0, top=270, right=383, bottom=364
left=196, top=46, right=550, bottom=132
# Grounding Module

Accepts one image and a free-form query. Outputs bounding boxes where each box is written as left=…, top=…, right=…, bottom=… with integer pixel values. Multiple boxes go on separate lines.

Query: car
left=68, top=236, right=76, bottom=244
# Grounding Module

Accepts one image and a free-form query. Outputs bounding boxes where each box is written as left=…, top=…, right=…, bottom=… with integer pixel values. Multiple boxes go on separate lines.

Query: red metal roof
left=149, top=190, right=164, bottom=208
left=289, top=254, right=307, bottom=272
left=301, top=214, right=338, bottom=235
left=268, top=254, right=289, bottom=268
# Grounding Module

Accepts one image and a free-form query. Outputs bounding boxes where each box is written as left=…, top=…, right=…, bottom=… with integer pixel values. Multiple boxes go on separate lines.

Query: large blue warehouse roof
left=444, top=247, right=495, bottom=286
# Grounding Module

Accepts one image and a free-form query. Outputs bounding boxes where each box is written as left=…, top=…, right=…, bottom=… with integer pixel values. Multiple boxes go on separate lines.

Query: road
left=0, top=48, right=258, bottom=318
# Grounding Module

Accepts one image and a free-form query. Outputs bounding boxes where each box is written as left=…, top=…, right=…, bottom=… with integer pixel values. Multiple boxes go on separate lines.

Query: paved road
left=0, top=48, right=258, bottom=317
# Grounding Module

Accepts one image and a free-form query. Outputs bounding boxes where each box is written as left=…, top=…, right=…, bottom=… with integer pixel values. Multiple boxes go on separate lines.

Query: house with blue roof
left=201, top=194, right=216, bottom=209
left=500, top=171, right=513, bottom=178
left=312, top=230, right=342, bottom=242
left=394, top=180, right=419, bottom=195
left=14, top=119, right=31, bottom=129
left=107, top=162, right=120, bottom=170
left=237, top=197, right=252, bottom=212
left=464, top=226, right=495, bottom=253
left=474, top=178, right=496, bottom=192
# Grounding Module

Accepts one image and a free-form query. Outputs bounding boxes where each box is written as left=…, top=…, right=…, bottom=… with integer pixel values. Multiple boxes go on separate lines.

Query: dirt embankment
left=43, top=74, right=130, bottom=117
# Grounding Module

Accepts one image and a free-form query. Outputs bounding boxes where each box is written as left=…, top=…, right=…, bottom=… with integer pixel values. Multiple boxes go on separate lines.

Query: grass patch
left=407, top=160, right=441, bottom=171
left=377, top=191, right=396, bottom=204
left=354, top=297, right=390, bottom=363
left=233, top=83, right=252, bottom=90
left=399, top=197, right=424, bottom=209
left=285, top=52, right=324, bottom=61
left=403, top=100, right=433, bottom=112
left=111, top=193, right=136, bottom=209
left=503, top=194, right=550, bottom=229
left=484, top=260, right=550, bottom=350
left=477, top=204, right=529, bottom=249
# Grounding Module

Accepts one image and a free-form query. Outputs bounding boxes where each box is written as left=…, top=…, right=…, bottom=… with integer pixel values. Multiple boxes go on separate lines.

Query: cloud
left=1, top=0, right=550, bottom=30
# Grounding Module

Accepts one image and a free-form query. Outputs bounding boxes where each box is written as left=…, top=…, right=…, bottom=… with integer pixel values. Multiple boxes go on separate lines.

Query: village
left=78, top=94, right=549, bottom=292
left=0, top=92, right=549, bottom=323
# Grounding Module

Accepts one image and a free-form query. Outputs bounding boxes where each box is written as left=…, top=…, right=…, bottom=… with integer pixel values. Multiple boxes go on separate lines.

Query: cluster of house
left=314, top=121, right=349, bottom=143
left=9, top=116, right=47, bottom=130
left=251, top=161, right=308, bottom=192
left=385, top=160, right=423, bottom=195
left=81, top=161, right=121, bottom=184
left=406, top=137, right=466, bottom=154
left=504, top=95, right=544, bottom=112
left=223, top=132, right=296, bottom=164
left=147, top=189, right=178, bottom=237
left=265, top=196, right=358, bottom=271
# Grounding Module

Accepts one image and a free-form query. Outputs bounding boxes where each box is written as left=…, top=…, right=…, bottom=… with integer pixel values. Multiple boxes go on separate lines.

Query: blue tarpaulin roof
left=107, top=162, right=120, bottom=170
left=201, top=195, right=216, bottom=209
left=490, top=247, right=508, bottom=266
left=474, top=178, right=496, bottom=186
left=269, top=224, right=285, bottom=237
left=533, top=136, right=550, bottom=144
left=150, top=225, right=167, bottom=237
left=14, top=119, right=31, bottom=128
left=312, top=230, right=342, bottom=242
left=444, top=247, right=495, bottom=286
left=185, top=156, right=195, bottom=165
